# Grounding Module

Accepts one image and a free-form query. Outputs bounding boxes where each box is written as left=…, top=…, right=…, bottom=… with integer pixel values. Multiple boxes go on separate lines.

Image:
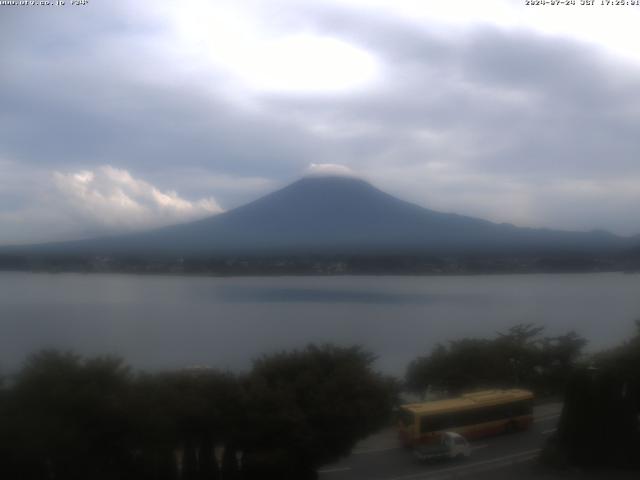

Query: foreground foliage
left=543, top=321, right=640, bottom=469
left=405, top=323, right=586, bottom=397
left=0, top=345, right=398, bottom=480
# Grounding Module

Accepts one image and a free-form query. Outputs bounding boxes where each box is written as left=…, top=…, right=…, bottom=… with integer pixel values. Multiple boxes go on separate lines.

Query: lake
left=1, top=272, right=639, bottom=376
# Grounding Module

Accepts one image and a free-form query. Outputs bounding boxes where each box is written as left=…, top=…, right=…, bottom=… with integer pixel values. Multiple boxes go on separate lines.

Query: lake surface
left=1, top=272, right=639, bottom=376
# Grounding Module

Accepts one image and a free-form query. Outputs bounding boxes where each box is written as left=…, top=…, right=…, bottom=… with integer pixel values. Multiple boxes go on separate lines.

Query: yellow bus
left=397, top=389, right=534, bottom=447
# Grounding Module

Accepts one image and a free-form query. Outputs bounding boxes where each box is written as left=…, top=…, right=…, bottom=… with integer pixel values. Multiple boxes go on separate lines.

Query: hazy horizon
left=3, top=172, right=638, bottom=249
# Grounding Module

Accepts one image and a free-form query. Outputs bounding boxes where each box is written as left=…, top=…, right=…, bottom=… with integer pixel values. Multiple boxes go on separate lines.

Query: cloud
left=3, top=1, right=640, bottom=241
left=144, top=168, right=278, bottom=210
left=251, top=12, right=640, bottom=234
left=52, top=166, right=222, bottom=233
left=305, top=163, right=357, bottom=177
left=0, top=164, right=222, bottom=245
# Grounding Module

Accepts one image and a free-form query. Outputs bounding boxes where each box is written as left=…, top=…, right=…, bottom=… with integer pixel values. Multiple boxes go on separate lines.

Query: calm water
left=1, top=272, right=639, bottom=375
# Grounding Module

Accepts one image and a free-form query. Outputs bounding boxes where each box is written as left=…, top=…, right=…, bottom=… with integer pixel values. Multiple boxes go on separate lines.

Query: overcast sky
left=2, top=0, right=640, bottom=245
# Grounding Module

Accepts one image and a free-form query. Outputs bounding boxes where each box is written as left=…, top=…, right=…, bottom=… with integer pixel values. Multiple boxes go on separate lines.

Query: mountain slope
left=9, top=175, right=630, bottom=256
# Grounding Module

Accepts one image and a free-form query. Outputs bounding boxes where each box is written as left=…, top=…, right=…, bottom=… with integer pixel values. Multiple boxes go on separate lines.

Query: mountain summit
left=14, top=175, right=628, bottom=256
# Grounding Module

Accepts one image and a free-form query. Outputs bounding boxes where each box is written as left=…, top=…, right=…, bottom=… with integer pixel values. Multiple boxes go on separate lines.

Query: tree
left=1, top=345, right=398, bottom=479
left=125, top=368, right=246, bottom=480
left=536, top=331, right=587, bottom=395
left=242, top=344, right=398, bottom=479
left=406, top=324, right=587, bottom=397
left=542, top=321, right=640, bottom=470
left=6, top=350, right=132, bottom=480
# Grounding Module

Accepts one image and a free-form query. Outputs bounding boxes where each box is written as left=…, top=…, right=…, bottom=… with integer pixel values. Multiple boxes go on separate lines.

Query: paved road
left=317, top=403, right=562, bottom=480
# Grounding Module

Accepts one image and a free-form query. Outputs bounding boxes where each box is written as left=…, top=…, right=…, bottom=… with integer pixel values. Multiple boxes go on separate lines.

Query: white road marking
left=471, top=444, right=489, bottom=450
left=318, top=466, right=352, bottom=474
left=385, top=448, right=541, bottom=480
left=534, top=413, right=560, bottom=423
left=427, top=453, right=540, bottom=480
left=354, top=441, right=492, bottom=456
left=541, top=428, right=557, bottom=435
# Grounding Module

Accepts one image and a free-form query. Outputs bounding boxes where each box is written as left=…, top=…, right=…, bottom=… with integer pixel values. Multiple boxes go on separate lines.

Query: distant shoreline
left=1, top=252, right=638, bottom=277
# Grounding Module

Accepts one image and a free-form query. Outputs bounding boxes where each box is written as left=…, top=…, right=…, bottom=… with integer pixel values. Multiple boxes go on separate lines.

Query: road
left=317, top=403, right=562, bottom=480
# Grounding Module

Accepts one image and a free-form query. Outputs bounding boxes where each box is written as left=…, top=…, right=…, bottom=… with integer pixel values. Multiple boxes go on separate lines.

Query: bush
left=406, top=324, right=586, bottom=397
left=0, top=345, right=398, bottom=479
